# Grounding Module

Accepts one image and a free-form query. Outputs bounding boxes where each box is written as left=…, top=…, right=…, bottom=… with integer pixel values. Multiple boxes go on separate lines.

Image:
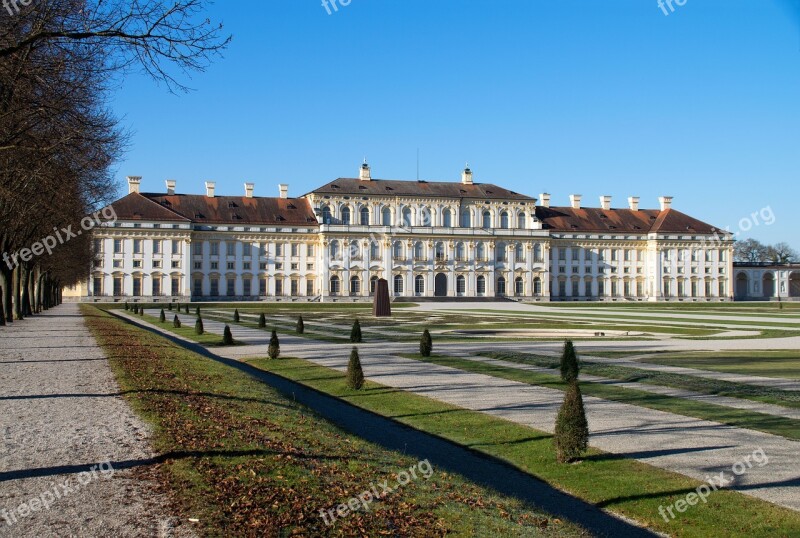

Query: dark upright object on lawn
left=373, top=278, right=391, bottom=317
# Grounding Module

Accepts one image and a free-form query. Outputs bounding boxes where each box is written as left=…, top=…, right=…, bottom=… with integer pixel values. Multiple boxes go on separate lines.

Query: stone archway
left=736, top=272, right=749, bottom=299
left=434, top=273, right=447, bottom=297
left=790, top=272, right=800, bottom=298
left=763, top=273, right=775, bottom=299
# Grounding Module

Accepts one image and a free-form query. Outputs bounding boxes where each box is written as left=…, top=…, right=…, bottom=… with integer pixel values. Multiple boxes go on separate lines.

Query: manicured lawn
left=249, top=356, right=800, bottom=538
left=84, top=306, right=579, bottom=536
left=639, top=351, right=800, bottom=380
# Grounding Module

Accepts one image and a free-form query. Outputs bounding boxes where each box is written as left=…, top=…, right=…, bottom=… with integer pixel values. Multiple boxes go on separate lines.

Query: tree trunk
left=0, top=286, right=5, bottom=326
left=13, top=266, right=22, bottom=320
left=0, top=265, right=12, bottom=323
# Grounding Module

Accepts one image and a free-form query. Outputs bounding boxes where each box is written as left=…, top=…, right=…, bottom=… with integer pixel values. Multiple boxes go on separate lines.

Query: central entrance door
left=434, top=273, right=448, bottom=297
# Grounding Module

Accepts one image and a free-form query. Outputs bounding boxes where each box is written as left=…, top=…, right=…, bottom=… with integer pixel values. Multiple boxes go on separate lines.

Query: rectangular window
left=194, top=242, right=203, bottom=256
left=558, top=281, right=566, bottom=297
left=94, top=239, right=103, bottom=253
left=307, top=244, right=315, bottom=257
left=243, top=242, right=251, bottom=257
left=243, top=278, right=252, bottom=296
left=243, top=262, right=251, bottom=270
left=275, top=279, right=283, bottom=296
left=171, top=261, right=180, bottom=269
left=291, top=244, right=299, bottom=257
left=572, top=248, right=580, bottom=262
left=172, top=240, right=180, bottom=255
left=558, top=249, right=566, bottom=261
left=152, top=278, right=161, bottom=296
left=210, top=242, right=219, bottom=256
left=133, top=239, right=142, bottom=255
left=572, top=280, right=579, bottom=297
left=194, top=261, right=202, bottom=270
left=153, top=240, right=161, bottom=255
left=194, top=278, right=202, bottom=296
left=113, top=277, right=123, bottom=296
left=226, top=242, right=236, bottom=257
left=227, top=262, right=235, bottom=270
left=133, top=260, right=142, bottom=268
left=210, top=279, right=219, bottom=296
left=291, top=279, right=299, bottom=296
left=259, top=278, right=267, bottom=296
left=260, top=262, right=267, bottom=270
left=276, top=244, right=284, bottom=257
left=133, top=278, right=142, bottom=297
left=93, top=278, right=103, bottom=296
left=114, top=239, right=123, bottom=254
left=210, top=261, right=218, bottom=270
left=306, top=280, right=315, bottom=296
left=598, top=280, right=605, bottom=296
left=172, top=278, right=180, bottom=296
left=113, top=260, right=123, bottom=268
left=152, top=260, right=162, bottom=269
left=260, top=243, right=267, bottom=257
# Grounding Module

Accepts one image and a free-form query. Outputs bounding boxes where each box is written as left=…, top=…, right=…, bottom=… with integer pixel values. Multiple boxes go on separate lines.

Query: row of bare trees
left=0, top=0, right=229, bottom=324
left=734, top=239, right=798, bottom=265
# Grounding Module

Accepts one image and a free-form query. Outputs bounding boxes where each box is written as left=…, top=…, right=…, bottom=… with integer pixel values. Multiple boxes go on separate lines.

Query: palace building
left=71, top=163, right=736, bottom=302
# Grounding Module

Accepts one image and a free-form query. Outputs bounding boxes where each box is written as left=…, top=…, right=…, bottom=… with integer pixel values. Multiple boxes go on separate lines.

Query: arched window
left=414, top=241, right=425, bottom=260
left=360, top=207, right=370, bottom=226
left=515, top=243, right=525, bottom=261
left=533, top=277, right=542, bottom=296
left=370, top=241, right=380, bottom=259
left=477, top=275, right=486, bottom=295
left=393, top=275, right=404, bottom=294
left=415, top=275, right=425, bottom=295
left=456, top=242, right=466, bottom=261
left=515, top=277, right=524, bottom=296
left=402, top=207, right=413, bottom=227
left=443, top=209, right=453, bottom=228
left=517, top=212, right=526, bottom=229
left=349, top=240, right=360, bottom=259
left=482, top=211, right=492, bottom=229
left=350, top=276, right=361, bottom=295
left=420, top=207, right=431, bottom=226
left=330, top=240, right=340, bottom=259
left=456, top=275, right=466, bottom=296
left=476, top=242, right=486, bottom=261
left=321, top=205, right=332, bottom=224
left=370, top=276, right=379, bottom=295
left=497, top=277, right=507, bottom=296
left=500, top=211, right=509, bottom=229
left=435, top=242, right=446, bottom=261
left=461, top=210, right=471, bottom=228
left=341, top=206, right=351, bottom=225
left=393, top=241, right=403, bottom=259
left=330, top=275, right=340, bottom=295
left=533, top=243, right=543, bottom=263
left=382, top=207, right=392, bottom=226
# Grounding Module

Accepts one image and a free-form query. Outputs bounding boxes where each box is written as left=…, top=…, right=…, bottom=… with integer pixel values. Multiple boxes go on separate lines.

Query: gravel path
left=139, top=311, right=800, bottom=513
left=0, top=304, right=192, bottom=538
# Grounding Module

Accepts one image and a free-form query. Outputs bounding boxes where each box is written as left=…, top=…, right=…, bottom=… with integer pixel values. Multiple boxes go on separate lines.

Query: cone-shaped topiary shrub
left=159, top=309, right=166, bottom=323
left=420, top=329, right=433, bottom=357
left=124, top=301, right=129, bottom=311
left=296, top=315, right=305, bottom=334
left=258, top=313, right=266, bottom=328
left=168, top=303, right=173, bottom=311
left=560, top=340, right=580, bottom=384
left=233, top=309, right=240, bottom=322
left=223, top=325, right=234, bottom=345
left=195, top=306, right=201, bottom=317
left=140, top=305, right=145, bottom=316
left=554, top=381, right=589, bottom=463
left=350, top=319, right=362, bottom=343
left=268, top=329, right=280, bottom=359
left=347, top=347, right=365, bottom=390
left=195, top=317, right=204, bottom=335
left=173, top=315, right=181, bottom=328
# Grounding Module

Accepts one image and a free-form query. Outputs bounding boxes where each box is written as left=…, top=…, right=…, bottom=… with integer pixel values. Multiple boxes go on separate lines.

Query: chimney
left=205, top=181, right=216, bottom=198
left=600, top=195, right=612, bottom=210
left=165, top=180, right=176, bottom=196
left=570, top=194, right=582, bottom=209
left=359, top=160, right=371, bottom=181
left=628, top=196, right=640, bottom=211
left=127, top=176, right=142, bottom=194
left=659, top=196, right=673, bottom=211
left=279, top=184, right=289, bottom=199
left=244, top=182, right=255, bottom=198
left=461, top=166, right=473, bottom=185
left=539, top=193, right=551, bottom=208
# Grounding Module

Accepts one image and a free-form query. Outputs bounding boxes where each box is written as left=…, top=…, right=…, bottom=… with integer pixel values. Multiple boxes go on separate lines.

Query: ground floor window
left=307, top=279, right=315, bottom=296
left=558, top=280, right=566, bottom=297
left=243, top=278, right=252, bottom=296
left=637, top=281, right=644, bottom=297
left=210, top=278, right=219, bottom=296
left=276, top=279, right=284, bottom=296
left=457, top=275, right=466, bottom=295
left=172, top=278, right=180, bottom=296
left=394, top=275, right=404, bottom=294
left=291, top=279, right=299, bottom=296
left=194, top=278, right=202, bottom=296
left=350, top=276, right=360, bottom=295
left=133, top=277, right=142, bottom=297
left=93, top=278, right=103, bottom=296
left=515, top=277, right=524, bottom=296
left=113, top=277, right=123, bottom=296
left=259, top=278, right=267, bottom=296
left=330, top=276, right=340, bottom=296
left=227, top=278, right=235, bottom=296
left=477, top=276, right=486, bottom=296
left=533, top=277, right=542, bottom=296
left=497, top=277, right=506, bottom=296
left=572, top=280, right=579, bottom=297
left=415, top=275, right=425, bottom=295
left=370, top=276, right=378, bottom=295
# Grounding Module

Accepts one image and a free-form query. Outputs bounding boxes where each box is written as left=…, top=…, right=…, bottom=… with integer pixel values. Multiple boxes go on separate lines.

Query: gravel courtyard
left=0, top=304, right=191, bottom=538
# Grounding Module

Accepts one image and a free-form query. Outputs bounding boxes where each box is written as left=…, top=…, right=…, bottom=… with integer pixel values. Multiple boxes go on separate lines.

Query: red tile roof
left=309, top=178, right=534, bottom=201
left=538, top=206, right=720, bottom=234
left=109, top=193, right=318, bottom=226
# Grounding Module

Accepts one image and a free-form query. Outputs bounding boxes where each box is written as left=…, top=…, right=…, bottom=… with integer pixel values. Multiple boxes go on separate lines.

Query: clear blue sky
left=110, top=0, right=800, bottom=248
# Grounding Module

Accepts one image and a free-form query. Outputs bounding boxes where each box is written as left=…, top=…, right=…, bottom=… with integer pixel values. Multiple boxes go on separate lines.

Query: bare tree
left=765, top=242, right=798, bottom=265
left=734, top=238, right=768, bottom=264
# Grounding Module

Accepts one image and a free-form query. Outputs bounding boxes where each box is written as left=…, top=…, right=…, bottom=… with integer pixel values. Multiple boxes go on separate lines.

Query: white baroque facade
left=75, top=164, right=735, bottom=303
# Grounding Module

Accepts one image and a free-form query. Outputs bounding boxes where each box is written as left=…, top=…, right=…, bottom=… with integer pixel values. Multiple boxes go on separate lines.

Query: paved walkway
left=141, top=310, right=800, bottom=513
left=0, top=304, right=191, bottom=538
